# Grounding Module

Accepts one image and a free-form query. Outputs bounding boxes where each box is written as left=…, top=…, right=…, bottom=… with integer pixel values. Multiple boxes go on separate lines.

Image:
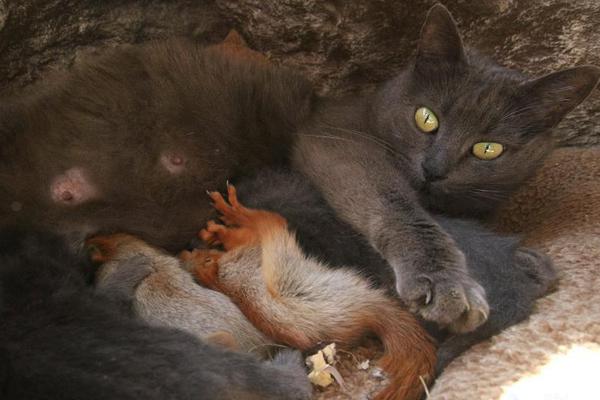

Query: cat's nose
left=422, top=161, right=447, bottom=182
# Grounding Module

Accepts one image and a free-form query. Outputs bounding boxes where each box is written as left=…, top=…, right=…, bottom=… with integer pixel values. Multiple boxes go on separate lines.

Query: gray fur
left=433, top=216, right=557, bottom=371
left=94, top=238, right=272, bottom=355
left=292, top=4, right=598, bottom=332
left=235, top=168, right=557, bottom=372
left=293, top=116, right=487, bottom=333
left=94, top=254, right=153, bottom=302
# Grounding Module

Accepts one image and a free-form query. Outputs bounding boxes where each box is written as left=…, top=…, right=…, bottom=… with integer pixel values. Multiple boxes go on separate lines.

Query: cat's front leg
left=378, top=204, right=489, bottom=333
left=294, top=135, right=488, bottom=333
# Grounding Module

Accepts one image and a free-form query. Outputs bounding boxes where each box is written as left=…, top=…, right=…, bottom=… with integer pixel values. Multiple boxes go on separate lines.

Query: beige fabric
left=430, top=147, right=600, bottom=399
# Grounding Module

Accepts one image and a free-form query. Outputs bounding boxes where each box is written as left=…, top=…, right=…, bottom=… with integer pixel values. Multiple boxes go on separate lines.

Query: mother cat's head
left=373, top=4, right=600, bottom=217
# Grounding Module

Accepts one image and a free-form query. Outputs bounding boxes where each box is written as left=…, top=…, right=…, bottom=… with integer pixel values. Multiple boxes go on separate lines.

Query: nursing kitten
left=293, top=4, right=599, bottom=332
left=0, top=228, right=312, bottom=400
left=0, top=37, right=312, bottom=251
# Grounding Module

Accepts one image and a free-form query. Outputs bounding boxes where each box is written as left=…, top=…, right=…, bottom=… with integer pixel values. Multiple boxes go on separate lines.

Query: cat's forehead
left=446, top=75, right=517, bottom=119
left=407, top=62, right=525, bottom=129
left=415, top=63, right=520, bottom=104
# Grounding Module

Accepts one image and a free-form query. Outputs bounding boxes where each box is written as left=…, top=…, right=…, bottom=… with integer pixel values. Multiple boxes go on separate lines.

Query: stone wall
left=1, top=0, right=598, bottom=145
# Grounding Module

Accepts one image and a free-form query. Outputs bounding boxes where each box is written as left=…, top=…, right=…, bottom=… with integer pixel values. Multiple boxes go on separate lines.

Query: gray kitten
left=293, top=4, right=599, bottom=332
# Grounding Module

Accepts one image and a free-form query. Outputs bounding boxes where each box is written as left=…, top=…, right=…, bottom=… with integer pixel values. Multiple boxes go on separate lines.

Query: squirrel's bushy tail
left=370, top=302, right=437, bottom=400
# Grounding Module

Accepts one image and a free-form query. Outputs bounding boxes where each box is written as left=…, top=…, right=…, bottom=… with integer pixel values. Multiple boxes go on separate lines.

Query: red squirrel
left=180, top=183, right=437, bottom=400
left=85, top=232, right=273, bottom=356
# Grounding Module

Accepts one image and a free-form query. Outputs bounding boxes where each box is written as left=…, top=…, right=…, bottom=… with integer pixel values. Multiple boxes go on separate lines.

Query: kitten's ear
left=415, top=4, right=466, bottom=71
left=517, top=66, right=600, bottom=131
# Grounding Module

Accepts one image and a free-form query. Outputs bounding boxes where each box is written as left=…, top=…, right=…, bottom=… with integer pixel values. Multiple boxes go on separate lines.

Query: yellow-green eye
left=415, top=107, right=439, bottom=133
left=472, top=142, right=504, bottom=160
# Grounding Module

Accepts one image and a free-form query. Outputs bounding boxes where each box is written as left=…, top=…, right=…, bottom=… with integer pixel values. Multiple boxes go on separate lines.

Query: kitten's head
left=373, top=4, right=600, bottom=216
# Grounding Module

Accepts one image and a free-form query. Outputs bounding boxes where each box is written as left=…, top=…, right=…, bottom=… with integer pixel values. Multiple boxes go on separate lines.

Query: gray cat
left=293, top=4, right=600, bottom=333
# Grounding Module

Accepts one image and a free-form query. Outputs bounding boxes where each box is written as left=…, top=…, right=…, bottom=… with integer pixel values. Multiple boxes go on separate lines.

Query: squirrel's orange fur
left=208, top=30, right=269, bottom=65
left=182, top=184, right=437, bottom=400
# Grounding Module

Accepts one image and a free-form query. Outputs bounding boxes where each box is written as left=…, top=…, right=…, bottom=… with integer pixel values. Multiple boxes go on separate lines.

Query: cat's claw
left=424, top=289, right=432, bottom=305
left=396, top=268, right=489, bottom=334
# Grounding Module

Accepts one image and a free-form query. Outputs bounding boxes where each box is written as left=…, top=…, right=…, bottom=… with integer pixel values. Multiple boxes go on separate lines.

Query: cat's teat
left=50, top=167, right=98, bottom=206
left=160, top=151, right=187, bottom=175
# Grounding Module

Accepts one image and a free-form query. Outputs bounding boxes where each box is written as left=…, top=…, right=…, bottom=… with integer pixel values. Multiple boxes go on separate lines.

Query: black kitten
left=0, top=228, right=311, bottom=400
left=232, top=168, right=556, bottom=372
left=292, top=4, right=599, bottom=332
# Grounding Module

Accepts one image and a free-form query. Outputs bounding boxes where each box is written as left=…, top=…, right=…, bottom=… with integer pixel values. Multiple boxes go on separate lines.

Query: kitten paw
left=396, top=266, right=489, bottom=334
left=515, top=247, right=558, bottom=296
left=269, top=350, right=313, bottom=400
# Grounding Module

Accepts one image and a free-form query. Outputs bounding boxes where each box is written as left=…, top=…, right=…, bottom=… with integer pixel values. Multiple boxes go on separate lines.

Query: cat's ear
left=415, top=4, right=466, bottom=71
left=517, top=66, right=600, bottom=132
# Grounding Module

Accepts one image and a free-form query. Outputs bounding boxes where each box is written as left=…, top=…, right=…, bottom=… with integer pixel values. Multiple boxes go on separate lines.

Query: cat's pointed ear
left=517, top=65, right=600, bottom=131
left=415, top=4, right=466, bottom=71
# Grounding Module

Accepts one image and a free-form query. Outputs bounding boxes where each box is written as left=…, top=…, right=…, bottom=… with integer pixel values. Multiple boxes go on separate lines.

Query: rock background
left=0, top=0, right=598, bottom=145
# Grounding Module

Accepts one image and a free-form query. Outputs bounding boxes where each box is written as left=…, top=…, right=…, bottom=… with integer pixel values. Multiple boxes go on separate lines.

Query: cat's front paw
left=396, top=264, right=489, bottom=334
